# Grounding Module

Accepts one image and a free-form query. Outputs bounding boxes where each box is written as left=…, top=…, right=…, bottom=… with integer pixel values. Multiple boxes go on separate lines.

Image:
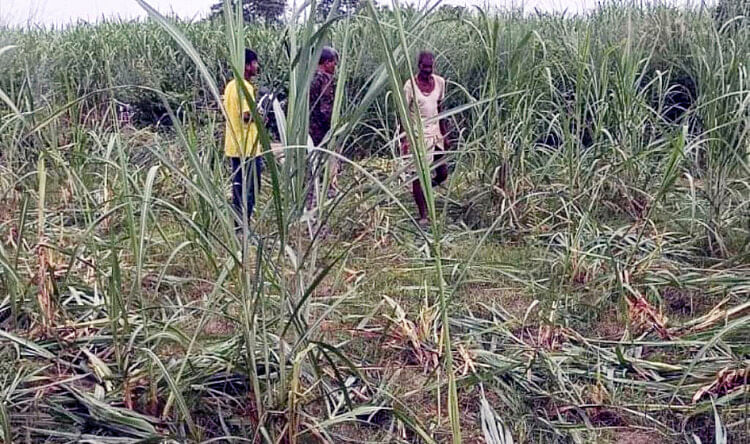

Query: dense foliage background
left=0, top=1, right=748, bottom=443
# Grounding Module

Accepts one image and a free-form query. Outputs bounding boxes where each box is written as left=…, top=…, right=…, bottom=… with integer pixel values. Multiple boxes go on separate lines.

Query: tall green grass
left=1, top=1, right=748, bottom=442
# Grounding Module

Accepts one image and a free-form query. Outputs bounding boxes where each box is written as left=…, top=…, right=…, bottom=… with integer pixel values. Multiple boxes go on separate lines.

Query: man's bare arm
left=399, top=81, right=414, bottom=154
left=438, top=99, right=451, bottom=149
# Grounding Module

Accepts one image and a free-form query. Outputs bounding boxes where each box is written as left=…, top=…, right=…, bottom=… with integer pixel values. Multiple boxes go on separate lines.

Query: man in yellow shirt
left=224, top=49, right=262, bottom=226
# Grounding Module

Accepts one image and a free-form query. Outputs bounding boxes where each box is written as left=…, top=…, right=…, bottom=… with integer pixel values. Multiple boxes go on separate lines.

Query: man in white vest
left=401, top=51, right=451, bottom=227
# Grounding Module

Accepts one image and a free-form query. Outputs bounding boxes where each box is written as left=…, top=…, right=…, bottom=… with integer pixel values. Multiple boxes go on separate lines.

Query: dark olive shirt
left=309, top=70, right=336, bottom=146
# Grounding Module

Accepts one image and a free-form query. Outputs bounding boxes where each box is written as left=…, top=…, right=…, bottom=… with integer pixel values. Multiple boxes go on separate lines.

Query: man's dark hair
left=245, top=49, right=258, bottom=66
left=319, top=46, right=338, bottom=65
left=417, top=50, right=434, bottom=64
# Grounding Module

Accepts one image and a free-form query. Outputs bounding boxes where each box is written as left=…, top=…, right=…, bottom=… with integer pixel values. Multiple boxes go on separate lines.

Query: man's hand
left=443, top=135, right=452, bottom=151
left=243, top=111, right=252, bottom=124
left=400, top=137, right=410, bottom=155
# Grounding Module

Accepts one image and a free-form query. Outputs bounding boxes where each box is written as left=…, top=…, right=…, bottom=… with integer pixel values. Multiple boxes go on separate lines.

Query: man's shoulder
left=435, top=75, right=447, bottom=97
left=311, top=71, right=324, bottom=89
left=225, top=78, right=254, bottom=92
left=312, top=71, right=334, bottom=97
left=403, top=76, right=416, bottom=90
left=313, top=71, right=333, bottom=85
left=240, top=79, right=255, bottom=93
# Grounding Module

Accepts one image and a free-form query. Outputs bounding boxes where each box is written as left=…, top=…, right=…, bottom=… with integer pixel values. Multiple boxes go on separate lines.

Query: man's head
left=417, top=51, right=434, bottom=77
left=319, top=46, right=338, bottom=75
left=244, top=49, right=260, bottom=80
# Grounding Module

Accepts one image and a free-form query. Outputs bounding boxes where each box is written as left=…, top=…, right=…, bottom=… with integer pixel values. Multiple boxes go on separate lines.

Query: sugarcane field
left=0, top=0, right=749, bottom=442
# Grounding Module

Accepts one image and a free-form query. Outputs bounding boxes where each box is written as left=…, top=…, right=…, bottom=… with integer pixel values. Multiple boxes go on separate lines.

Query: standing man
left=309, top=46, right=339, bottom=200
left=401, top=51, right=450, bottom=227
left=224, top=49, right=262, bottom=228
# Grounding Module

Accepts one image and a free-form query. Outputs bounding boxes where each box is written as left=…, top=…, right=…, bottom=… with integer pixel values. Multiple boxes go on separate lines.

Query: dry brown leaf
left=692, top=366, right=750, bottom=403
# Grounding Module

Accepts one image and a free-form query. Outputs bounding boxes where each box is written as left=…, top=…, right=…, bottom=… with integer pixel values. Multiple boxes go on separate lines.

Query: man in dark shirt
left=310, top=47, right=338, bottom=146
left=308, top=47, right=339, bottom=203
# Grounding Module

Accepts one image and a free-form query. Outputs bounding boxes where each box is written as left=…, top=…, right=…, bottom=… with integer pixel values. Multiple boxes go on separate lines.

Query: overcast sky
left=0, top=0, right=704, bottom=27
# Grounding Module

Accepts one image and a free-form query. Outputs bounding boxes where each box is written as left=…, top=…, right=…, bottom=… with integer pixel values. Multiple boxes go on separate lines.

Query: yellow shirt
left=223, top=78, right=260, bottom=158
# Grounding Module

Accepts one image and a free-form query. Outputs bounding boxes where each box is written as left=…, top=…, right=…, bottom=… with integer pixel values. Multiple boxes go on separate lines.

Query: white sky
left=0, top=0, right=704, bottom=27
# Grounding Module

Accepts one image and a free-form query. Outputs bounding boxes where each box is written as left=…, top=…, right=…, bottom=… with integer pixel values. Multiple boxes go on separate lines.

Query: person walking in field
left=309, top=46, right=340, bottom=201
left=224, top=49, right=262, bottom=229
left=401, top=50, right=451, bottom=227
left=310, top=46, right=338, bottom=148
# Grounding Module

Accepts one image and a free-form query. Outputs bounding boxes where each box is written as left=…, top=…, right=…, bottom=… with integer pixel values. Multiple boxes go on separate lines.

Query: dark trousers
left=413, top=151, right=449, bottom=220
left=230, top=156, right=263, bottom=224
